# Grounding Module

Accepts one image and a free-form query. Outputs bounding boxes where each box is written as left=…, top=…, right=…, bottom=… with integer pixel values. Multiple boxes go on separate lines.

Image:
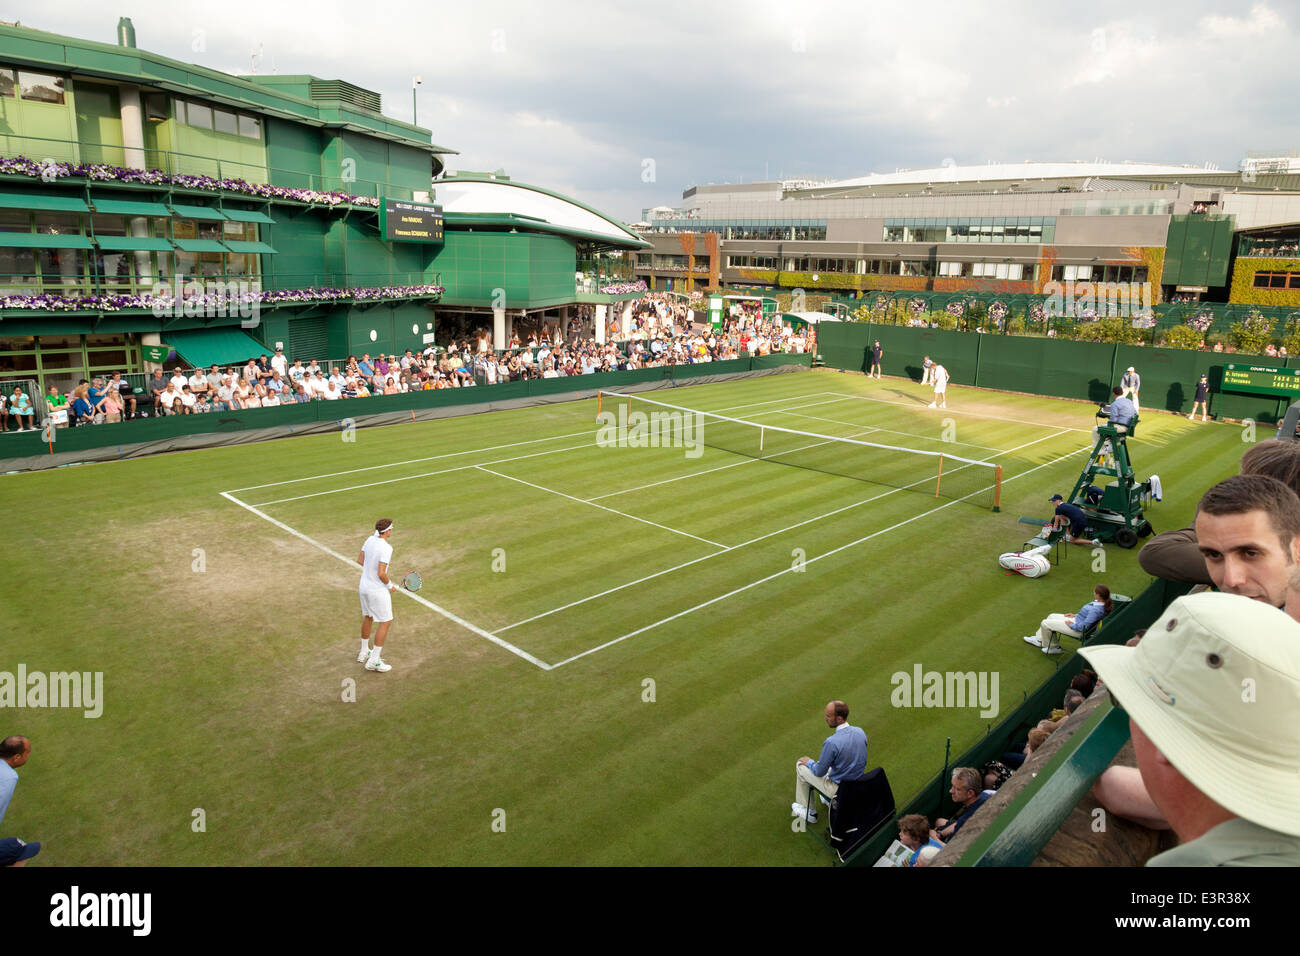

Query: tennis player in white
left=928, top=362, right=949, bottom=409
left=357, top=518, right=400, bottom=672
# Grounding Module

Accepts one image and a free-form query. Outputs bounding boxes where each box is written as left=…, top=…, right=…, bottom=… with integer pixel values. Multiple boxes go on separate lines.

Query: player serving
left=357, top=518, right=400, bottom=672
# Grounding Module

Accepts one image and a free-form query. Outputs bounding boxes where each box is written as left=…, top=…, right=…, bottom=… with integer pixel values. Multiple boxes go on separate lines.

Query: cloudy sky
left=15, top=1, right=1299, bottom=221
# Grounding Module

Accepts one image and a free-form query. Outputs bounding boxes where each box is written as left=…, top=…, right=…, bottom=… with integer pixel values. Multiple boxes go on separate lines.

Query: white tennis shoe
left=357, top=648, right=370, bottom=663
left=365, top=658, right=392, bottom=672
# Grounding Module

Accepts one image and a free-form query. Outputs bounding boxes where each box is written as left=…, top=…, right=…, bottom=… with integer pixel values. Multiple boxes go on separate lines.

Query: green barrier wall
left=2, top=356, right=806, bottom=458
left=819, top=323, right=1295, bottom=424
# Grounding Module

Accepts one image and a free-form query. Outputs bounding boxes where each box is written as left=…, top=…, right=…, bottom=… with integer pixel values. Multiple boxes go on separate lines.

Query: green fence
left=819, top=322, right=1295, bottom=423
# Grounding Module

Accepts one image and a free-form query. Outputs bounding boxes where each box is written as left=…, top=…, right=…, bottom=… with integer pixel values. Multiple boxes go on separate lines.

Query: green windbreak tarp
left=169, top=328, right=269, bottom=367
left=0, top=191, right=89, bottom=212
left=90, top=199, right=171, bottom=217
left=220, top=207, right=276, bottom=224
left=94, top=235, right=174, bottom=251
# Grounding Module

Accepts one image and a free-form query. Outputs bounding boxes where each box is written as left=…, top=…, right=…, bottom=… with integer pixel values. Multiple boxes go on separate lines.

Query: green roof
left=169, top=327, right=269, bottom=367
left=94, top=235, right=174, bottom=251
left=222, top=240, right=277, bottom=254
left=0, top=232, right=94, bottom=249
left=220, top=207, right=276, bottom=224
left=173, top=238, right=229, bottom=253
left=168, top=204, right=228, bottom=221
left=91, top=199, right=172, bottom=217
left=0, top=191, right=89, bottom=212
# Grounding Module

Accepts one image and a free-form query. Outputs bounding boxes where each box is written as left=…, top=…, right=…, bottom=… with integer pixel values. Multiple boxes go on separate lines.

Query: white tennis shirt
left=360, top=534, right=393, bottom=592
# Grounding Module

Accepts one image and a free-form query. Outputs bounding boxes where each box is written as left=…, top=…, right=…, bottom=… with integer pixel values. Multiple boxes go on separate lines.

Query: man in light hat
left=1121, top=365, right=1141, bottom=413
left=1080, top=592, right=1300, bottom=865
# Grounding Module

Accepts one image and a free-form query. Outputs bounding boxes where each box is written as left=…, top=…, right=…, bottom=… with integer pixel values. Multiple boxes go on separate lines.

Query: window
left=185, top=102, right=213, bottom=130
left=0, top=209, right=29, bottom=232
left=213, top=109, right=238, bottom=135
left=92, top=214, right=128, bottom=237
left=0, top=247, right=36, bottom=288
left=238, top=114, right=262, bottom=139
left=18, top=71, right=66, bottom=104
left=34, top=212, right=82, bottom=235
left=0, top=68, right=14, bottom=97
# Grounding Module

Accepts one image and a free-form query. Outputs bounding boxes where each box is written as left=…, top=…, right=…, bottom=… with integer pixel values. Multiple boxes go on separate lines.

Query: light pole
left=412, top=75, right=422, bottom=125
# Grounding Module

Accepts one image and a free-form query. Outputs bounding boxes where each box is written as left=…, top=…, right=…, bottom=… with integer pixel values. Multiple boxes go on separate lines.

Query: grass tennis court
left=0, top=368, right=1246, bottom=865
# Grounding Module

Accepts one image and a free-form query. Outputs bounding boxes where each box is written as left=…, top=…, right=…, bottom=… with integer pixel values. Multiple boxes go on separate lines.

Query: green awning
left=169, top=328, right=269, bottom=368
left=168, top=203, right=228, bottom=221
left=220, top=207, right=275, bottom=224
left=94, top=235, right=174, bottom=251
left=173, top=238, right=230, bottom=253
left=91, top=199, right=171, bottom=217
left=0, top=191, right=90, bottom=212
left=221, top=240, right=277, bottom=254
left=0, top=232, right=94, bottom=248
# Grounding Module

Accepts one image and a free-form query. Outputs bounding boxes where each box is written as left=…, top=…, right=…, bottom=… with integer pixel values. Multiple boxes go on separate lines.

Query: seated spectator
left=323, top=381, right=342, bottom=401
left=158, top=382, right=181, bottom=415
left=70, top=384, right=95, bottom=426
left=213, top=375, right=234, bottom=412
left=101, top=387, right=123, bottom=423
left=188, top=367, right=210, bottom=400
left=1070, top=669, right=1098, bottom=699
left=1022, top=585, right=1112, bottom=655
left=897, top=814, right=944, bottom=867
left=982, top=760, right=1014, bottom=792
left=46, top=384, right=68, bottom=426
left=177, top=384, right=197, bottom=414
left=383, top=377, right=399, bottom=395
left=243, top=385, right=262, bottom=409
left=263, top=387, right=281, bottom=407
left=934, top=768, right=989, bottom=841
left=108, top=372, right=137, bottom=419
left=1080, top=592, right=1300, bottom=865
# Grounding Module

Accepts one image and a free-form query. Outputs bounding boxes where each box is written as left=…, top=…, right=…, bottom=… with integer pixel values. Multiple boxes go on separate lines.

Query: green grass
left=0, top=368, right=1246, bottom=865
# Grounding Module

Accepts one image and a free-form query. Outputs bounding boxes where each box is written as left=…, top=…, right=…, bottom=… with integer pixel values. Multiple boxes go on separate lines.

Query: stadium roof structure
left=435, top=173, right=651, bottom=249
left=785, top=161, right=1300, bottom=199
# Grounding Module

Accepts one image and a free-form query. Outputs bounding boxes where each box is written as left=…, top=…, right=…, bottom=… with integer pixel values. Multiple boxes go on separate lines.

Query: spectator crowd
left=11, top=294, right=815, bottom=429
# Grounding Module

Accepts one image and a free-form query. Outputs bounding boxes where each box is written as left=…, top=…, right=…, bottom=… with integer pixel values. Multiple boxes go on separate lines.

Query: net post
left=935, top=454, right=944, bottom=498
left=760, top=425, right=765, bottom=453
left=993, top=464, right=1003, bottom=512
left=596, top=390, right=602, bottom=422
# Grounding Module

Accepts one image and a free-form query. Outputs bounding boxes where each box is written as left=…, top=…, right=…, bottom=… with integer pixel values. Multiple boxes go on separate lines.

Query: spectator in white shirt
left=270, top=348, right=288, bottom=378
left=170, top=366, right=188, bottom=393
left=188, top=369, right=209, bottom=398
left=214, top=375, right=235, bottom=411
left=243, top=360, right=259, bottom=386
left=323, top=381, right=342, bottom=400
left=178, top=385, right=197, bottom=414
left=159, top=382, right=181, bottom=414
left=308, top=371, right=329, bottom=399
left=289, top=360, right=306, bottom=385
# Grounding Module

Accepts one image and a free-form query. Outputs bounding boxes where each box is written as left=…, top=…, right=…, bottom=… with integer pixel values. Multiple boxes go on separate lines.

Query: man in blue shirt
left=0, top=736, right=31, bottom=826
left=1101, top=385, right=1137, bottom=431
left=793, top=700, right=869, bottom=825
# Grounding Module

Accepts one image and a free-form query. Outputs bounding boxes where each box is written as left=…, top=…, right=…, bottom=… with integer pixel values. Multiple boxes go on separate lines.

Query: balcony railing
left=0, top=134, right=427, bottom=203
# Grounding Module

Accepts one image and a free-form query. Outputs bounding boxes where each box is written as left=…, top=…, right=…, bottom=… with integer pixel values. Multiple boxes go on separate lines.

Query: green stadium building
left=0, top=18, right=648, bottom=397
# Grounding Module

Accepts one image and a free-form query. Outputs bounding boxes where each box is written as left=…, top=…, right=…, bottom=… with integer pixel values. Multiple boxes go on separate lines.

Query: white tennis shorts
left=934, top=383, right=947, bottom=394
left=359, top=587, right=393, bottom=623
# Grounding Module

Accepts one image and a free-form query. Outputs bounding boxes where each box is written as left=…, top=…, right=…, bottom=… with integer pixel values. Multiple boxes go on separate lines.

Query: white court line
left=474, top=464, right=729, bottom=549
left=829, top=392, right=1092, bottom=433
left=226, top=429, right=596, bottom=494
left=547, top=440, right=1093, bottom=668
left=248, top=441, right=595, bottom=507
left=495, top=428, right=1075, bottom=635
left=218, top=490, right=552, bottom=670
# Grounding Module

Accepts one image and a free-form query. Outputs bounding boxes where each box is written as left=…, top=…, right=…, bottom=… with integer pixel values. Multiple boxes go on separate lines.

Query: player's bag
left=999, top=551, right=1050, bottom=578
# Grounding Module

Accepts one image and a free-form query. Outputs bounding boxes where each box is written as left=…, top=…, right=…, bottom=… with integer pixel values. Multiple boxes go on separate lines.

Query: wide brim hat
left=1080, top=592, right=1300, bottom=836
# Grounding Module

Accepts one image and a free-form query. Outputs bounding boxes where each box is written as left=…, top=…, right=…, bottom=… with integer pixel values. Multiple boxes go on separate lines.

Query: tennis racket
left=401, top=571, right=423, bottom=592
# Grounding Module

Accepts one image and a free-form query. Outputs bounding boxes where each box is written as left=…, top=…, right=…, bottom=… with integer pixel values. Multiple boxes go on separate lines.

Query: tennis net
left=596, top=390, right=1002, bottom=511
